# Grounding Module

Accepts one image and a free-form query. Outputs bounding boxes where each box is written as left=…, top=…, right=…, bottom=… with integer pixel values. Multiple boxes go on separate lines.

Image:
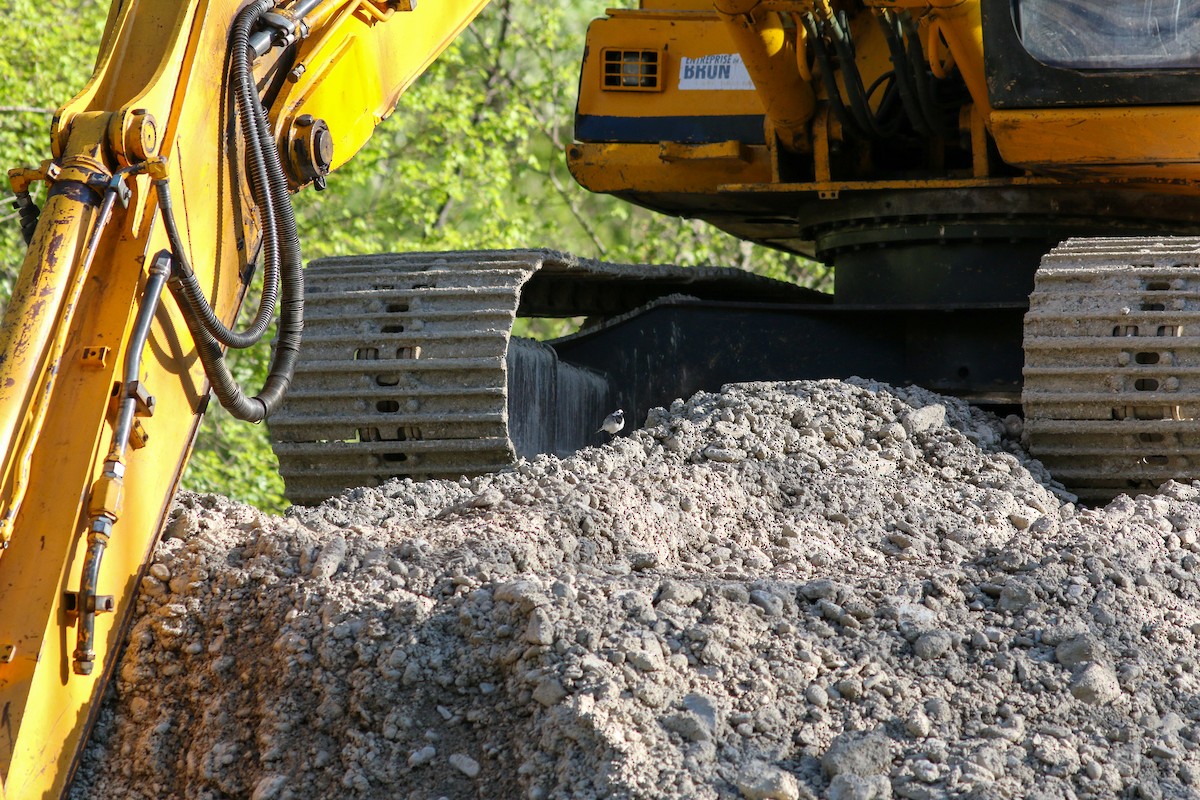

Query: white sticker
left=678, top=54, right=755, bottom=91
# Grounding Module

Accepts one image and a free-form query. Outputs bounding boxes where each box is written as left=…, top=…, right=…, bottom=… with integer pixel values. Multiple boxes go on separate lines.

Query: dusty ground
left=68, top=379, right=1200, bottom=799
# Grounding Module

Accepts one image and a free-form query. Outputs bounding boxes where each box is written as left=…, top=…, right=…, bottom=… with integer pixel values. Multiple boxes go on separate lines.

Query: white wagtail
left=596, top=409, right=625, bottom=435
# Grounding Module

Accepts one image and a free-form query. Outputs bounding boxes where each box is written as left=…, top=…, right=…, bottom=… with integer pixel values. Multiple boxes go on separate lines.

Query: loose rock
left=67, top=380, right=1200, bottom=800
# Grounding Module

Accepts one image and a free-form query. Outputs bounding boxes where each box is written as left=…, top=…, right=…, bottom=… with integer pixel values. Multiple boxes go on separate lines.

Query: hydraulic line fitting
left=8, top=161, right=63, bottom=244
left=259, top=8, right=309, bottom=50
left=286, top=114, right=333, bottom=190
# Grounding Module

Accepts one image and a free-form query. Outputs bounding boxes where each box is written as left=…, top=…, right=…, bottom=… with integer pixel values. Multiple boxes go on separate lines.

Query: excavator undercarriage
left=1025, top=238, right=1200, bottom=505
left=272, top=181, right=1200, bottom=506
left=269, top=250, right=820, bottom=504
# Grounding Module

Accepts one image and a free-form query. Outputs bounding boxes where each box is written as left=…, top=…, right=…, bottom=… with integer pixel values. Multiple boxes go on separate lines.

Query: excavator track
left=1023, top=237, right=1200, bottom=503
left=268, top=251, right=537, bottom=506
left=269, top=249, right=810, bottom=505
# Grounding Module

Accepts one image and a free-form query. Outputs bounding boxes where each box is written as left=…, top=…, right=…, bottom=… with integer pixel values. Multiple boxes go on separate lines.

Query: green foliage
left=0, top=0, right=830, bottom=513
left=294, top=1, right=828, bottom=284
left=185, top=326, right=287, bottom=512
left=0, top=0, right=109, bottom=298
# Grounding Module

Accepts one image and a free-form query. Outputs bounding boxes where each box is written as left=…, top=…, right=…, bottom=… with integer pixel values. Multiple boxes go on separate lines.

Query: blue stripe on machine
left=575, top=114, right=766, bottom=145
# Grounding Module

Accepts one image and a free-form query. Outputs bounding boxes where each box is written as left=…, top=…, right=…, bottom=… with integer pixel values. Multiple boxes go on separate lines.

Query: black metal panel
left=604, top=185, right=1200, bottom=265
left=574, top=113, right=766, bottom=144
left=517, top=257, right=826, bottom=318
left=506, top=338, right=615, bottom=458
left=983, top=0, right=1200, bottom=108
left=550, top=299, right=1024, bottom=434
left=828, top=232, right=1055, bottom=306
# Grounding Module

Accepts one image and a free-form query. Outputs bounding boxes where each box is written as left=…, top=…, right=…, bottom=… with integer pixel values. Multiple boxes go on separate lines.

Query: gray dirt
left=67, top=379, right=1200, bottom=799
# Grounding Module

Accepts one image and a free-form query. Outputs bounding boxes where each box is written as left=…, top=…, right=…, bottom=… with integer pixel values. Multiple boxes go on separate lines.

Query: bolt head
left=314, top=128, right=333, bottom=170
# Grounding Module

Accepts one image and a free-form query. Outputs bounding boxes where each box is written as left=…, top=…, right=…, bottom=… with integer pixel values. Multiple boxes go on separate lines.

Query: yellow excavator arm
left=0, top=0, right=487, bottom=795
left=15, top=0, right=1200, bottom=796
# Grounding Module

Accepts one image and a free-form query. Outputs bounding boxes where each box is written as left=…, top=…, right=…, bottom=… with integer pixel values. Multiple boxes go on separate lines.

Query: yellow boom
left=0, top=0, right=487, bottom=795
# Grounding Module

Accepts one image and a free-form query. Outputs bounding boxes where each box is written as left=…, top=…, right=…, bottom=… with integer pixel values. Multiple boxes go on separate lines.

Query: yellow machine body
left=569, top=0, right=1200, bottom=248
left=564, top=2, right=1200, bottom=505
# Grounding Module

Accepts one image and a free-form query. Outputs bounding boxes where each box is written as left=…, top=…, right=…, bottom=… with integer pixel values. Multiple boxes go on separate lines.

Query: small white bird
left=596, top=408, right=625, bottom=435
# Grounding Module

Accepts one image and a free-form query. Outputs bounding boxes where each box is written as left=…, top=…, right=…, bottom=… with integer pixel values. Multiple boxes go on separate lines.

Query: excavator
left=4, top=0, right=1200, bottom=796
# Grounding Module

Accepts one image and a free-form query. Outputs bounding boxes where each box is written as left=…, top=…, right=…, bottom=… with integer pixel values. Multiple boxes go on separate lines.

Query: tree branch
left=433, top=0, right=514, bottom=233
left=548, top=168, right=607, bottom=257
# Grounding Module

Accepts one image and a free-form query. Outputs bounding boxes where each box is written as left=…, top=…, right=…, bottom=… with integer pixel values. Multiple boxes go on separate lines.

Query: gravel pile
left=68, top=379, right=1200, bottom=799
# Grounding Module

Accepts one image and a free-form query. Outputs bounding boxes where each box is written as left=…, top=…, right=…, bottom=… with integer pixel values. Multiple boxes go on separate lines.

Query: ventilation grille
left=602, top=49, right=660, bottom=91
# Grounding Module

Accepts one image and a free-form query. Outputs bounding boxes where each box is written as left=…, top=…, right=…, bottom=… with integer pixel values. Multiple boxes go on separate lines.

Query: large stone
left=736, top=761, right=806, bottom=800
left=1070, top=664, right=1121, bottom=706
left=823, top=730, right=892, bottom=779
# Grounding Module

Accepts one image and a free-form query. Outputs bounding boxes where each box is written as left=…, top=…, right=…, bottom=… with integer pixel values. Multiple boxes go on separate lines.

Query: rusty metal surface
left=1023, top=236, right=1200, bottom=503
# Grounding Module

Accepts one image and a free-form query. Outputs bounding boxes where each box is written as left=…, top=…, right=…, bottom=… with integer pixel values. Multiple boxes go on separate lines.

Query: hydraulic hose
left=865, top=71, right=902, bottom=134
left=13, top=190, right=40, bottom=245
left=899, top=13, right=943, bottom=137
left=807, top=11, right=933, bottom=142
left=826, top=11, right=885, bottom=140
left=162, top=0, right=281, bottom=350
left=234, top=0, right=304, bottom=417
left=160, top=0, right=304, bottom=422
left=878, top=10, right=933, bottom=137
left=233, top=0, right=282, bottom=257
left=155, top=177, right=278, bottom=349
left=74, top=251, right=172, bottom=675
left=802, top=13, right=866, bottom=141
left=242, top=26, right=305, bottom=366
left=175, top=296, right=300, bottom=422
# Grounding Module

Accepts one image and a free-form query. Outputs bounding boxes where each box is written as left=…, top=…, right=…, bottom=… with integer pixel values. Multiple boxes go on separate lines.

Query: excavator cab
left=1012, top=0, right=1200, bottom=70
